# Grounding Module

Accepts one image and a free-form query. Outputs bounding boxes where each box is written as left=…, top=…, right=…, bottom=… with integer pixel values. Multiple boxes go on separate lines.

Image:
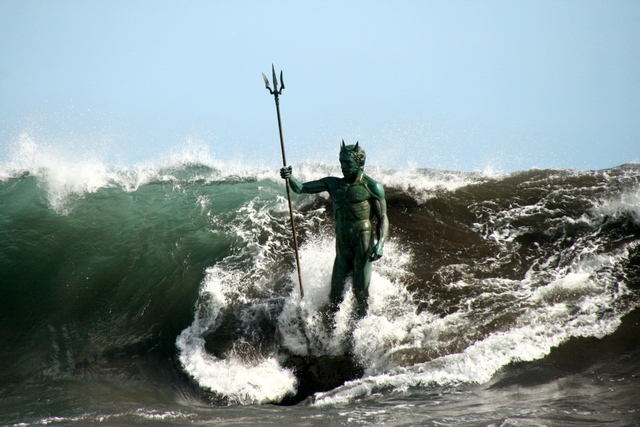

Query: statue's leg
left=353, top=230, right=373, bottom=318
left=330, top=245, right=352, bottom=308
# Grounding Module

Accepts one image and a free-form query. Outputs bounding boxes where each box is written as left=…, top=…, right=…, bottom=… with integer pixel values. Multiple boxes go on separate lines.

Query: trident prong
left=262, top=72, right=272, bottom=92
left=262, top=64, right=284, bottom=96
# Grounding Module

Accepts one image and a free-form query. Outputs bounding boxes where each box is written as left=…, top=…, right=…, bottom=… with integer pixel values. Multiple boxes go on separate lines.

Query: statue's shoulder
left=364, top=175, right=385, bottom=199
left=318, top=176, right=343, bottom=190
left=321, top=176, right=342, bottom=184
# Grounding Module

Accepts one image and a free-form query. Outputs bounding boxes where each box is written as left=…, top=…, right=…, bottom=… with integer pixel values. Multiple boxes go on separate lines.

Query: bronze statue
left=280, top=141, right=389, bottom=318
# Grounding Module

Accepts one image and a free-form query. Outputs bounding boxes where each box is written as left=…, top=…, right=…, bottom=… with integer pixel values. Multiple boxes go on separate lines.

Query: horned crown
left=340, top=140, right=366, bottom=166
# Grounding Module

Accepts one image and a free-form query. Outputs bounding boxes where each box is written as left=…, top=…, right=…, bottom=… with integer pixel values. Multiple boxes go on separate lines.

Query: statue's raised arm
left=280, top=166, right=332, bottom=194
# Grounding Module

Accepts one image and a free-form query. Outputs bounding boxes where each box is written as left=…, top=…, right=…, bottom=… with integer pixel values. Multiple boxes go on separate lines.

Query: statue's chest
left=335, top=183, right=370, bottom=204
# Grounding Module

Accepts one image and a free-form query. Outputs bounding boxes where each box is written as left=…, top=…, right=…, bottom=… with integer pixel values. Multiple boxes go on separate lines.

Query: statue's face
left=340, top=153, right=361, bottom=180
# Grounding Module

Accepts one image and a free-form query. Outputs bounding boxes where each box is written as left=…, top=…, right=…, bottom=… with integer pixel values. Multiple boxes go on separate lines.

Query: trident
left=262, top=65, right=304, bottom=298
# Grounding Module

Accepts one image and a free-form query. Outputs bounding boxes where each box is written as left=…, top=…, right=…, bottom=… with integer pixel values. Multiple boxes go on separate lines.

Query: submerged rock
left=277, top=354, right=364, bottom=405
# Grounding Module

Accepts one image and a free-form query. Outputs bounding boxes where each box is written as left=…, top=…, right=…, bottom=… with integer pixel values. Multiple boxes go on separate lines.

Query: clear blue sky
left=1, top=0, right=638, bottom=171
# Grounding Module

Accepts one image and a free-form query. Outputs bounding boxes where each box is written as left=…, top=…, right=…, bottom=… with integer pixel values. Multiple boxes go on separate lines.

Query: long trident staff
left=262, top=65, right=304, bottom=298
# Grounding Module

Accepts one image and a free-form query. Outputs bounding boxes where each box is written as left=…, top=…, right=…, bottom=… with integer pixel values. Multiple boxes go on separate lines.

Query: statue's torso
left=332, top=178, right=374, bottom=244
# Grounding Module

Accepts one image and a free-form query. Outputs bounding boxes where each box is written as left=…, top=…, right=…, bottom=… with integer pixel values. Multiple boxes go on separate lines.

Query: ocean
left=1, top=143, right=639, bottom=426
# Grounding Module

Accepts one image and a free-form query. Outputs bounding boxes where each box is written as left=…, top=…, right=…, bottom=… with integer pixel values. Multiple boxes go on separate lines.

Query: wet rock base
left=277, top=354, right=364, bottom=405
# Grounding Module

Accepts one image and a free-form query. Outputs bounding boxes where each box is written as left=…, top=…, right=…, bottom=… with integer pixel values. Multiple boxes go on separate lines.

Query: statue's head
left=339, top=140, right=365, bottom=179
left=339, top=140, right=366, bottom=166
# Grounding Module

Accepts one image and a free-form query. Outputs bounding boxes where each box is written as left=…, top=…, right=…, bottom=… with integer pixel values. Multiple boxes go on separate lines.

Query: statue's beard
left=342, top=166, right=361, bottom=180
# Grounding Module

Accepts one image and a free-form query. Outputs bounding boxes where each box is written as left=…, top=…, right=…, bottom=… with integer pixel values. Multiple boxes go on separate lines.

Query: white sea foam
left=0, top=134, right=270, bottom=212
left=310, top=237, right=637, bottom=406
left=313, top=303, right=623, bottom=406
left=0, top=133, right=115, bottom=213
left=592, top=188, right=640, bottom=225
left=26, top=409, right=197, bottom=426
left=1, top=133, right=495, bottom=214
left=176, top=264, right=298, bottom=404
left=176, top=192, right=304, bottom=404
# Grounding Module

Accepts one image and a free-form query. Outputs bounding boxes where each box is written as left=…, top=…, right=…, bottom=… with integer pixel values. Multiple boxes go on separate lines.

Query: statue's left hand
left=369, top=243, right=383, bottom=262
